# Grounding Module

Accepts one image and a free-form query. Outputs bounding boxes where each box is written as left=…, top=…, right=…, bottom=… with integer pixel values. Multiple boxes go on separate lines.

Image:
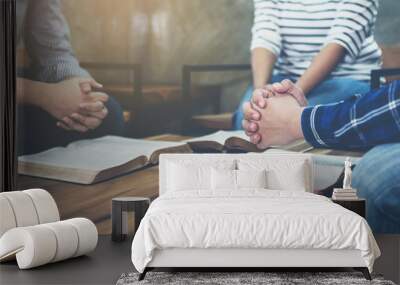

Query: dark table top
left=0, top=235, right=133, bottom=285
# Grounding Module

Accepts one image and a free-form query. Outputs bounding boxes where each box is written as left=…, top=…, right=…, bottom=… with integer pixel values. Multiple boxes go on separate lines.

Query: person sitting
left=16, top=0, right=124, bottom=155
left=233, top=0, right=382, bottom=130
left=242, top=79, right=400, bottom=234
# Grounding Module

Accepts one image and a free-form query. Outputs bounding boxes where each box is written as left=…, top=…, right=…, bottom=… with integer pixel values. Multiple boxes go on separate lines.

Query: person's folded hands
left=244, top=95, right=305, bottom=149
left=242, top=103, right=262, bottom=145
left=242, top=79, right=308, bottom=145
left=242, top=90, right=266, bottom=144
left=57, top=79, right=110, bottom=132
left=267, top=79, right=308, bottom=107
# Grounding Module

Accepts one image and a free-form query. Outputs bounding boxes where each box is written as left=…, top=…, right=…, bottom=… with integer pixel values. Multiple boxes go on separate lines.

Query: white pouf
left=1, top=191, right=40, bottom=227
left=0, top=196, right=17, bottom=237
left=0, top=218, right=98, bottom=269
left=23, top=189, right=60, bottom=224
left=0, top=189, right=98, bottom=269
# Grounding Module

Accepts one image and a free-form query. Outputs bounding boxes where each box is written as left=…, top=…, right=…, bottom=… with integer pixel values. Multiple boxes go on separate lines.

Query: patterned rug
left=116, top=271, right=395, bottom=285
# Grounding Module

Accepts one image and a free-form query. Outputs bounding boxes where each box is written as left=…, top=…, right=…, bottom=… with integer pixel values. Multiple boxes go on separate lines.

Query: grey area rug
left=117, top=272, right=396, bottom=285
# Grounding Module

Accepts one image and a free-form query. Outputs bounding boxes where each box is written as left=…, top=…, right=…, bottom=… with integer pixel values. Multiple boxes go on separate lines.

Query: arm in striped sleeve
left=326, top=0, right=378, bottom=60
left=251, top=0, right=282, bottom=56
left=301, top=80, right=400, bottom=150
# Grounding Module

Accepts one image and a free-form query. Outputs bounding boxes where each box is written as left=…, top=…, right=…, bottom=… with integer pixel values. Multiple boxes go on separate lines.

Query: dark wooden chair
left=182, top=64, right=251, bottom=134
left=81, top=62, right=222, bottom=137
left=80, top=62, right=141, bottom=124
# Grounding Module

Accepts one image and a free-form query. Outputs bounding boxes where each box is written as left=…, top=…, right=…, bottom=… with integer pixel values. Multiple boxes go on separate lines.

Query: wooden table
left=16, top=134, right=190, bottom=235
left=16, top=134, right=363, bottom=235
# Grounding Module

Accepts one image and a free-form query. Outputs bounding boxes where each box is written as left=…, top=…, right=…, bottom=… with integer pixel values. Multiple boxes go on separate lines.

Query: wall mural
left=13, top=0, right=400, bottom=239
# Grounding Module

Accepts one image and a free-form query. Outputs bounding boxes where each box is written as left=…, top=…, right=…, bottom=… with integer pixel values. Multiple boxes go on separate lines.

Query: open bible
left=18, top=131, right=259, bottom=184
left=18, top=136, right=192, bottom=184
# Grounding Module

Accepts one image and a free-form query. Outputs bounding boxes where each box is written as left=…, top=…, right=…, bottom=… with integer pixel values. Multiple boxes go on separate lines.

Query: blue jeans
left=233, top=75, right=370, bottom=130
left=353, top=143, right=400, bottom=234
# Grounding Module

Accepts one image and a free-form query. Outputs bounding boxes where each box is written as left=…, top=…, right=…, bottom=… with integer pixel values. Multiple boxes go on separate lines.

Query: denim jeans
left=18, top=96, right=125, bottom=155
left=353, top=143, right=400, bottom=234
left=232, top=75, right=370, bottom=130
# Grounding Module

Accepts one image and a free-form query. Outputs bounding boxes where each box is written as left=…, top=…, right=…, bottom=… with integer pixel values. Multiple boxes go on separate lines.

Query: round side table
left=111, top=197, right=150, bottom=242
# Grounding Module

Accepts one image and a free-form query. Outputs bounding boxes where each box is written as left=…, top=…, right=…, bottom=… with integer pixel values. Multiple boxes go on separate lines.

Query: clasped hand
left=242, top=79, right=307, bottom=149
left=43, top=78, right=109, bottom=133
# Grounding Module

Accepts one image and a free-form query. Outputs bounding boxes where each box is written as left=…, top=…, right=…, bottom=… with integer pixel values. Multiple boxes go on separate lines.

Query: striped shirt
left=252, top=0, right=382, bottom=81
left=302, top=80, right=400, bottom=150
